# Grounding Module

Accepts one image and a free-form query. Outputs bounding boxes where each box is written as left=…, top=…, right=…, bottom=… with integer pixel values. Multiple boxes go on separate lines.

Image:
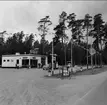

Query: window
left=3, top=60, right=6, bottom=62
left=7, top=60, right=9, bottom=62
left=17, top=59, right=19, bottom=64
left=11, top=60, right=13, bottom=62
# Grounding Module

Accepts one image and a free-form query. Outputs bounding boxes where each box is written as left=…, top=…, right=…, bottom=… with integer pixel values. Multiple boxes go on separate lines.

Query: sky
left=0, top=1, right=107, bottom=42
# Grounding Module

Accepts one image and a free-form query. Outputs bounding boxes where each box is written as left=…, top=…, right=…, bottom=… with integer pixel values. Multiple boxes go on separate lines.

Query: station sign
left=89, top=47, right=96, bottom=55
left=23, top=57, right=28, bottom=59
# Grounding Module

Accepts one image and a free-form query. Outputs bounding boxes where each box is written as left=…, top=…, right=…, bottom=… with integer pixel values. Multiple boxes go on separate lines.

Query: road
left=0, top=67, right=106, bottom=105
left=72, top=73, right=107, bottom=105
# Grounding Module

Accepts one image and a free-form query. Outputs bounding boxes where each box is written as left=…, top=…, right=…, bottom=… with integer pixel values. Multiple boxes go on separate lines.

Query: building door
left=30, top=59, right=37, bottom=68
left=41, top=57, right=45, bottom=67
left=16, top=59, right=20, bottom=67
left=22, top=59, right=29, bottom=67
left=16, top=59, right=19, bottom=64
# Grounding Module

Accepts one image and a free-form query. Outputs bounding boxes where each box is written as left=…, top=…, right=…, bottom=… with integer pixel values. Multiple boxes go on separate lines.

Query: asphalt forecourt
left=0, top=67, right=106, bottom=105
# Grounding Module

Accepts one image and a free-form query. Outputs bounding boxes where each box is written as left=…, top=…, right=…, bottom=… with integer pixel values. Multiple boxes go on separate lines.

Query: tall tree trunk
left=42, top=22, right=46, bottom=55
left=62, top=37, right=64, bottom=77
left=42, top=41, right=44, bottom=55
left=86, top=27, right=89, bottom=70
left=95, top=53, right=97, bottom=67
left=70, top=38, right=73, bottom=76
left=100, top=39, right=103, bottom=67
left=98, top=26, right=100, bottom=67
left=65, top=44, right=66, bottom=66
left=91, top=44, right=93, bottom=72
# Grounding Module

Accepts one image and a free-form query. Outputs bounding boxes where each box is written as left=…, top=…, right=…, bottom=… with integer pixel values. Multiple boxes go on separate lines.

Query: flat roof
left=2, top=54, right=47, bottom=57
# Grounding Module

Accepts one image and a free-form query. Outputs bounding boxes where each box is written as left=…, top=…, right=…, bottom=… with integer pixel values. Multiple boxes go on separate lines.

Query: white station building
left=2, top=53, right=48, bottom=68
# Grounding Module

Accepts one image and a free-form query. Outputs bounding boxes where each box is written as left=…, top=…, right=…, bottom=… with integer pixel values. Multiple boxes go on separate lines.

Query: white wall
left=2, top=56, right=22, bottom=67
left=2, top=55, right=48, bottom=67
left=36, top=56, right=48, bottom=65
left=36, top=57, right=41, bottom=64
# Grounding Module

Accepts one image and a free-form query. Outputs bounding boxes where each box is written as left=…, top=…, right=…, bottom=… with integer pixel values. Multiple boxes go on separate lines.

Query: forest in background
left=0, top=11, right=107, bottom=66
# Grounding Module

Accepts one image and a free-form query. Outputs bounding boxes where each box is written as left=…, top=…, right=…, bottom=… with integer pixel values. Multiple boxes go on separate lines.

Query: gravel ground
left=0, top=67, right=106, bottom=105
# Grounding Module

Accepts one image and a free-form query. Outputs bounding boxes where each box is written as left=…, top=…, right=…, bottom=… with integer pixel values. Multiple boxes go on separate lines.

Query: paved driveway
left=0, top=67, right=106, bottom=105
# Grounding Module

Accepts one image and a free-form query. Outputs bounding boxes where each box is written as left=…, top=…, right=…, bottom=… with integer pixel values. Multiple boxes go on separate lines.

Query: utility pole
left=51, top=36, right=54, bottom=76
left=70, top=38, right=73, bottom=77
left=64, top=39, right=67, bottom=66
left=95, top=53, right=97, bottom=67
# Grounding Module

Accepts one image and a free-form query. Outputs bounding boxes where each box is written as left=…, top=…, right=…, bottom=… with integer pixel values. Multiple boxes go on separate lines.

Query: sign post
left=89, top=47, right=96, bottom=56
left=89, top=46, right=96, bottom=71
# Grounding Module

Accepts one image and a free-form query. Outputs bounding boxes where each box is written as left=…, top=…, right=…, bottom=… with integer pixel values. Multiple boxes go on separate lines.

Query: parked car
left=68, top=65, right=83, bottom=73
left=43, top=64, right=50, bottom=70
left=43, top=63, right=52, bottom=70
